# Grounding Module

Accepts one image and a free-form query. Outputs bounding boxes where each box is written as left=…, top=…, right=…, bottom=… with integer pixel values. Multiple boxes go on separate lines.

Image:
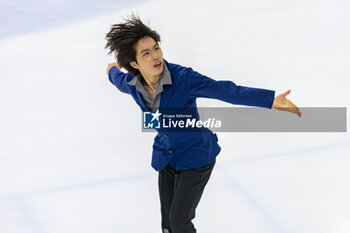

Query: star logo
left=143, top=110, right=162, bottom=129
left=150, top=109, right=162, bottom=122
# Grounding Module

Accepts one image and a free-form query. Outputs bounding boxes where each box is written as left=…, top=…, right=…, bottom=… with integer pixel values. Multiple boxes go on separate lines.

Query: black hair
left=105, top=13, right=161, bottom=76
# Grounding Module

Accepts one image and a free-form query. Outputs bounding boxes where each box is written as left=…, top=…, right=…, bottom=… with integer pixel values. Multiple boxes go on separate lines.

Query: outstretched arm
left=272, top=90, right=302, bottom=117
left=185, top=67, right=301, bottom=117
left=185, top=67, right=275, bottom=109
left=106, top=62, right=132, bottom=94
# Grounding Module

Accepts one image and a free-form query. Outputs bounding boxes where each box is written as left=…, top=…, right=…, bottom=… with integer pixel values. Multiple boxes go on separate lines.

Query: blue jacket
left=108, top=59, right=275, bottom=171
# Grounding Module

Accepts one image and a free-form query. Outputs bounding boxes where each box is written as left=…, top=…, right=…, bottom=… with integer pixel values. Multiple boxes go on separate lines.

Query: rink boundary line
left=0, top=172, right=154, bottom=200
left=1, top=141, right=349, bottom=200
left=213, top=141, right=350, bottom=233
left=218, top=167, right=290, bottom=233
left=218, top=140, right=350, bottom=166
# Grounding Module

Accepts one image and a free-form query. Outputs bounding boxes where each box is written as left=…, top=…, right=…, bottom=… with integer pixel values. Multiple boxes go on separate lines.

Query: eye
left=143, top=52, right=149, bottom=56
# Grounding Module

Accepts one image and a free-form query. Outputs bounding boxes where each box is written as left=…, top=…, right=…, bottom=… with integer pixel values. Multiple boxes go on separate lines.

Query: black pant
left=158, top=158, right=216, bottom=233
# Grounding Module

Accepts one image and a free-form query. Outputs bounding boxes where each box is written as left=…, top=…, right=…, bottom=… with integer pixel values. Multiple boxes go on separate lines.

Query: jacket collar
left=126, top=59, right=173, bottom=111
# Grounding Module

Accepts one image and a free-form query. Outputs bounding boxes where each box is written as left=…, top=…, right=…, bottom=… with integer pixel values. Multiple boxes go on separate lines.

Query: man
left=105, top=14, right=301, bottom=233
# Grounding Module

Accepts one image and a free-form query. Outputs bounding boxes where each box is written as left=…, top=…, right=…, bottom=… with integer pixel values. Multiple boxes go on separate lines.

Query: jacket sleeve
left=108, top=66, right=132, bottom=94
left=185, top=67, right=275, bottom=109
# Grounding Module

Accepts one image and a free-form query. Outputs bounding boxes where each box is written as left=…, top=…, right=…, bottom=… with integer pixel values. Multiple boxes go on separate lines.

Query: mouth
left=154, top=61, right=162, bottom=69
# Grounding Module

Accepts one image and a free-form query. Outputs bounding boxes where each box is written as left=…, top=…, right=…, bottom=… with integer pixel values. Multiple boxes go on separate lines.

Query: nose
left=152, top=52, right=160, bottom=61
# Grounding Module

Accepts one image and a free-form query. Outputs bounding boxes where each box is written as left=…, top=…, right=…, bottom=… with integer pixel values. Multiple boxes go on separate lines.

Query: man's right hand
left=106, top=62, right=122, bottom=75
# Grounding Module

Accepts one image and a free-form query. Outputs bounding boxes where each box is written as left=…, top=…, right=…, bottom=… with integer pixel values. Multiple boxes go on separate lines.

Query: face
left=130, top=36, right=164, bottom=80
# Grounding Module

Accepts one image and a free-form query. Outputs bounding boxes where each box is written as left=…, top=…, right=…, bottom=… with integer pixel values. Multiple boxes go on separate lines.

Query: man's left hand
left=272, top=90, right=302, bottom=117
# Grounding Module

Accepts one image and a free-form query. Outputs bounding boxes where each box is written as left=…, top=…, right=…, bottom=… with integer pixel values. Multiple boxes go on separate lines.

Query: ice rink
left=0, top=0, right=349, bottom=232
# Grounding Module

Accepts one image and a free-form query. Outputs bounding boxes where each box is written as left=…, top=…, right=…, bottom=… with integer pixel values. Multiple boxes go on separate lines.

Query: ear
left=129, top=61, right=139, bottom=70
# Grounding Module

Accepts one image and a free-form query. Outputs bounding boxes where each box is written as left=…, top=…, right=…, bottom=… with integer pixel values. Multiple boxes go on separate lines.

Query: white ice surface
left=0, top=0, right=350, bottom=232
